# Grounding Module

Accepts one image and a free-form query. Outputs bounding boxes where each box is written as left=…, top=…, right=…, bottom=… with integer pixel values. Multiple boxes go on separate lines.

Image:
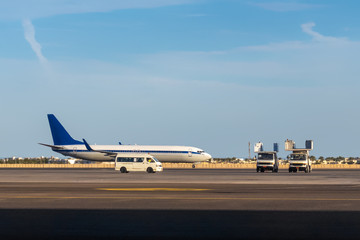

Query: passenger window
left=136, top=158, right=144, bottom=163
left=117, top=158, right=135, bottom=162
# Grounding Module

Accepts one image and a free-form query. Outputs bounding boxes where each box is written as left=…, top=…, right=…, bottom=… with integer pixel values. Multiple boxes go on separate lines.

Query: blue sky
left=0, top=0, right=359, bottom=158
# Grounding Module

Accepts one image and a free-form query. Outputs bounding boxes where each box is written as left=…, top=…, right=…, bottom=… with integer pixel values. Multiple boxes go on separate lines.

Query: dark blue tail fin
left=48, top=114, right=83, bottom=145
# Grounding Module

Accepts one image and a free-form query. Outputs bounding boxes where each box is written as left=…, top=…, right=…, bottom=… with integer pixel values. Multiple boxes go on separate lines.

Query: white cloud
left=132, top=22, right=360, bottom=88
left=0, top=0, right=194, bottom=20
left=301, top=22, right=347, bottom=43
left=22, top=19, right=48, bottom=67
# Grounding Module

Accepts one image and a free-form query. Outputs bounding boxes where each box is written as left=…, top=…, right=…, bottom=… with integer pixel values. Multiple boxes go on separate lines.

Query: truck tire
left=289, top=168, right=292, bottom=173
left=120, top=167, right=127, bottom=173
left=256, top=167, right=259, bottom=172
left=260, top=168, right=265, bottom=172
left=147, top=167, right=154, bottom=173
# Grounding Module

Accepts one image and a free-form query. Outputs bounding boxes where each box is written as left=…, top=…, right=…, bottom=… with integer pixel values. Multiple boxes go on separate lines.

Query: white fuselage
left=54, top=144, right=212, bottom=163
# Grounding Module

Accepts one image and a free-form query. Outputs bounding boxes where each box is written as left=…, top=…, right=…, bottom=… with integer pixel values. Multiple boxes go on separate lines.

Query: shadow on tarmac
left=1, top=209, right=359, bottom=240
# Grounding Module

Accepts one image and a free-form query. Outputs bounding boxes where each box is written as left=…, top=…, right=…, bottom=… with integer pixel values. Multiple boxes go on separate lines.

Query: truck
left=285, top=139, right=313, bottom=173
left=254, top=142, right=279, bottom=173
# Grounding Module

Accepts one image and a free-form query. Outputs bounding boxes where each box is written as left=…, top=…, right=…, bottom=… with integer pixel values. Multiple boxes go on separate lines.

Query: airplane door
left=188, top=149, right=192, bottom=157
left=73, top=147, right=77, bottom=156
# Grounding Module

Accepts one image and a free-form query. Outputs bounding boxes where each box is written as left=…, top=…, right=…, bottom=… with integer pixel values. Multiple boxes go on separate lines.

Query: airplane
left=40, top=114, right=212, bottom=167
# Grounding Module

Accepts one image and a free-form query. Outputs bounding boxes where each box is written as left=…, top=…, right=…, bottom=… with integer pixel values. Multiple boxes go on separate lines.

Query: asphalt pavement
left=1, top=168, right=360, bottom=239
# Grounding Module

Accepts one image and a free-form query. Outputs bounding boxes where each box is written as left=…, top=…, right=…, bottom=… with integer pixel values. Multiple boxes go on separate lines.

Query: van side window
left=117, top=158, right=135, bottom=162
left=136, top=158, right=144, bottom=163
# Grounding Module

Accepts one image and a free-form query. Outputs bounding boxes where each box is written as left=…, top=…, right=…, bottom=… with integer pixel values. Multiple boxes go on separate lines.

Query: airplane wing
left=82, top=139, right=118, bottom=157
left=38, top=143, right=66, bottom=150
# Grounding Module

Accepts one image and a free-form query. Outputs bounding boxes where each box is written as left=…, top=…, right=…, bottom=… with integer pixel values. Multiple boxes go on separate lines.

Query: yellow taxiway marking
left=2, top=196, right=360, bottom=201
left=96, top=188, right=210, bottom=192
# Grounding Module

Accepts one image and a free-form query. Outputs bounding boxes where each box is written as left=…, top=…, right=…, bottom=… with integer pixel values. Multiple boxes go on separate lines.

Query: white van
left=114, top=154, right=163, bottom=173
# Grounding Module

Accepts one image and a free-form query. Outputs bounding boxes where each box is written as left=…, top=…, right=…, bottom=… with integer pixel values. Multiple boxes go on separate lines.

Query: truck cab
left=256, top=151, right=279, bottom=172
left=285, top=139, right=313, bottom=173
left=254, top=142, right=279, bottom=173
left=288, top=151, right=311, bottom=173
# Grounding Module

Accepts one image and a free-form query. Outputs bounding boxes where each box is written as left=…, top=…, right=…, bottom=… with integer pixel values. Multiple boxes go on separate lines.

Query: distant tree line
left=0, top=158, right=58, bottom=164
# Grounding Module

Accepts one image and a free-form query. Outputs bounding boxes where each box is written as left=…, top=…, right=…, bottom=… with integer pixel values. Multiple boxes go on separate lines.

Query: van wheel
left=147, top=167, right=154, bottom=173
left=120, top=167, right=127, bottom=173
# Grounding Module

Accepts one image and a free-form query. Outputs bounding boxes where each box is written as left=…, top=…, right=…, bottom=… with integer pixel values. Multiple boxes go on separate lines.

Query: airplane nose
left=204, top=153, right=212, bottom=160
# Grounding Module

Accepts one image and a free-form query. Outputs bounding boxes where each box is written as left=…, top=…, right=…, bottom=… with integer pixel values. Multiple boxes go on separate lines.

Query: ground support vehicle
left=285, top=139, right=313, bottom=173
left=254, top=142, right=279, bottom=173
left=114, top=154, right=163, bottom=173
left=256, top=151, right=279, bottom=173
left=288, top=150, right=312, bottom=173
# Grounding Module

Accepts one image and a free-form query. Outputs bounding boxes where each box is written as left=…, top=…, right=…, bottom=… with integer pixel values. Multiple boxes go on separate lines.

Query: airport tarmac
left=1, top=168, right=360, bottom=239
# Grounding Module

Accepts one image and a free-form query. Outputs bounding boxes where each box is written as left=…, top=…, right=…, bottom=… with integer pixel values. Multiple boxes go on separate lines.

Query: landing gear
left=192, top=162, right=201, bottom=168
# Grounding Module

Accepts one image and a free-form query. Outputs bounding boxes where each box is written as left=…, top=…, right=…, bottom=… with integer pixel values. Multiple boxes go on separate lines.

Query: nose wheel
left=192, top=164, right=196, bottom=168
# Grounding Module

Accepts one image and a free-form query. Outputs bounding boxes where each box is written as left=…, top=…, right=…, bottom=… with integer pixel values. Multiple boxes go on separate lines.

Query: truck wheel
left=147, top=167, right=154, bottom=173
left=120, top=167, right=127, bottom=173
left=256, top=167, right=259, bottom=172
left=260, top=168, right=265, bottom=172
left=289, top=168, right=292, bottom=173
left=273, top=168, right=278, bottom=173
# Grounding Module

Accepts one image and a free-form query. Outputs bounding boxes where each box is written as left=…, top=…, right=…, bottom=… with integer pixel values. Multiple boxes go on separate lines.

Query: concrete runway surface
left=1, top=168, right=360, bottom=239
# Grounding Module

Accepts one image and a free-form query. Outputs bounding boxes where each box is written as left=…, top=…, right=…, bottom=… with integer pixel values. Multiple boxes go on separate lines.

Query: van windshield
left=146, top=157, right=159, bottom=163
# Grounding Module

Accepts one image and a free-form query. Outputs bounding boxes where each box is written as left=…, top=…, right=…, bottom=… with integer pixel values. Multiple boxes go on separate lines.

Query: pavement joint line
left=2, top=196, right=360, bottom=201
left=96, top=188, right=211, bottom=191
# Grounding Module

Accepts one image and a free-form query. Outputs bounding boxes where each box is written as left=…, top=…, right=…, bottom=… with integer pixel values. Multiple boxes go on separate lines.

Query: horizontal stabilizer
left=38, top=143, right=66, bottom=150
